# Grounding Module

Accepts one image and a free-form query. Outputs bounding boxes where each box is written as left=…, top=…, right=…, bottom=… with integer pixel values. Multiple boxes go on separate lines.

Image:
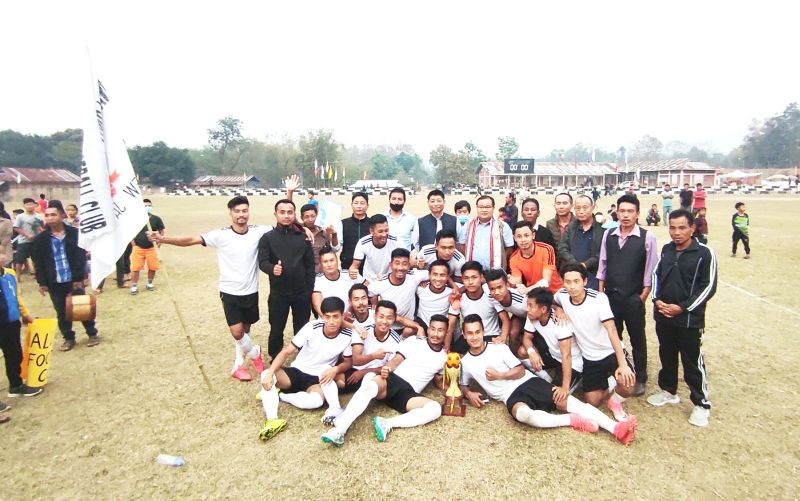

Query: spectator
left=646, top=204, right=661, bottom=226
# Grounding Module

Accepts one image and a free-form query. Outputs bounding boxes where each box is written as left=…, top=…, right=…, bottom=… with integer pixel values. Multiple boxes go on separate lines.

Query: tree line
left=1, top=102, right=797, bottom=187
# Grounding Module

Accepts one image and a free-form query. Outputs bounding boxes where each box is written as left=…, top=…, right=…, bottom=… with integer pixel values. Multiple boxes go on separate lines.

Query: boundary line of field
left=719, top=279, right=800, bottom=318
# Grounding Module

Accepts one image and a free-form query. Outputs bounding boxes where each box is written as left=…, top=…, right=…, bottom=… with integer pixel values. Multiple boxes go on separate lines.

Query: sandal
left=0, top=414, right=10, bottom=424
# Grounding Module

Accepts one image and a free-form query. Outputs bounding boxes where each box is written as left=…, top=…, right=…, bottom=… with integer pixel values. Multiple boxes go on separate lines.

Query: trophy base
left=442, top=396, right=466, bottom=417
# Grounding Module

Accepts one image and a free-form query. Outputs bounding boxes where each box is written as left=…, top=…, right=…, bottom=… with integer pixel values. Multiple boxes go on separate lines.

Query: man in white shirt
left=522, top=287, right=584, bottom=393
left=346, top=283, right=374, bottom=329
left=485, top=268, right=529, bottom=355
left=555, top=262, right=635, bottom=421
left=150, top=196, right=271, bottom=381
left=412, top=260, right=453, bottom=331
left=349, top=214, right=399, bottom=283
left=312, top=246, right=365, bottom=317
left=384, top=187, right=417, bottom=251
left=320, top=313, right=448, bottom=447
left=337, top=300, right=403, bottom=397
left=416, top=229, right=466, bottom=279
left=459, top=314, right=637, bottom=445
left=368, top=248, right=429, bottom=337
left=258, top=297, right=353, bottom=441
left=447, top=261, right=509, bottom=353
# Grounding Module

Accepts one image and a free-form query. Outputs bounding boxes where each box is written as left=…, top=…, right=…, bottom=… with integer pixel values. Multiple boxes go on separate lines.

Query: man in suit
left=414, top=189, right=457, bottom=250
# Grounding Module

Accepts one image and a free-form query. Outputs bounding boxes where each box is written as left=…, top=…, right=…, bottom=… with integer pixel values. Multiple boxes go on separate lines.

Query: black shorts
left=380, top=372, right=420, bottom=413
left=282, top=367, right=319, bottom=394
left=582, top=353, right=632, bottom=392
left=14, top=242, right=33, bottom=264
left=506, top=377, right=557, bottom=414
left=220, top=291, right=259, bottom=327
left=340, top=368, right=363, bottom=394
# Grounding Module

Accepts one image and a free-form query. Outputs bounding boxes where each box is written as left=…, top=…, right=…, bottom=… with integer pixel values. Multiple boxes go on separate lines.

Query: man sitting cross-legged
left=320, top=314, right=449, bottom=447
left=258, top=297, right=353, bottom=441
left=336, top=300, right=403, bottom=398
left=459, top=314, right=637, bottom=445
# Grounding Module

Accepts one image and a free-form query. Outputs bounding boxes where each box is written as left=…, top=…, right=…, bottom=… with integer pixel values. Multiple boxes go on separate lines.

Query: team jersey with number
left=313, top=271, right=365, bottom=306
left=554, top=288, right=617, bottom=361
left=416, top=283, right=452, bottom=326
left=448, top=284, right=504, bottom=337
left=290, top=321, right=353, bottom=377
left=201, top=225, right=272, bottom=295
left=460, top=343, right=533, bottom=403
left=418, top=244, right=466, bottom=277
left=394, top=336, right=447, bottom=393
left=351, top=326, right=403, bottom=370
left=524, top=312, right=584, bottom=372
left=368, top=269, right=430, bottom=320
left=353, top=235, right=400, bottom=282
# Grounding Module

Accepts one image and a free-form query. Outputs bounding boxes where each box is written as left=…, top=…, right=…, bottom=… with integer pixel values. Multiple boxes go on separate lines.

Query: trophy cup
left=441, top=352, right=466, bottom=417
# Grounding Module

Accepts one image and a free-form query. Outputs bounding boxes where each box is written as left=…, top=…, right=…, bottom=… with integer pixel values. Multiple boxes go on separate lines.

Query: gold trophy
left=441, top=352, right=466, bottom=417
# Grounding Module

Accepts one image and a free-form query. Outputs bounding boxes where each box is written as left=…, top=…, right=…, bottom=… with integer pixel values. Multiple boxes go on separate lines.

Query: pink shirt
left=692, top=189, right=706, bottom=209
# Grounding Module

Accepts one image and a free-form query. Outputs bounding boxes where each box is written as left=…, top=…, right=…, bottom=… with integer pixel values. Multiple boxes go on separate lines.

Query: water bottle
left=156, top=454, right=186, bottom=467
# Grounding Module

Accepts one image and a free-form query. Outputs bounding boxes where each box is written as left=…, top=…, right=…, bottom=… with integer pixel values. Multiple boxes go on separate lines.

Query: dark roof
left=190, top=175, right=259, bottom=187
left=0, top=167, right=81, bottom=184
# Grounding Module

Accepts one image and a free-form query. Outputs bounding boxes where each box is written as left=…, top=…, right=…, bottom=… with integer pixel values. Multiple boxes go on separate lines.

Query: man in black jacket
left=258, top=199, right=315, bottom=359
left=340, top=192, right=370, bottom=273
left=648, top=209, right=717, bottom=427
left=414, top=189, right=457, bottom=250
left=32, top=204, right=98, bottom=352
left=557, top=195, right=604, bottom=289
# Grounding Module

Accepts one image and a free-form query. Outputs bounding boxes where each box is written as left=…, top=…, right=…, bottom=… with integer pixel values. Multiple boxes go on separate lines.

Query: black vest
left=417, top=213, right=457, bottom=248
left=605, top=228, right=647, bottom=297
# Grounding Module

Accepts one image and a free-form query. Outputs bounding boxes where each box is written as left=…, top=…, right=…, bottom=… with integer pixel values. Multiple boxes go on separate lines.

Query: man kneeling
left=258, top=297, right=353, bottom=441
left=320, top=314, right=449, bottom=447
left=459, top=314, right=637, bottom=445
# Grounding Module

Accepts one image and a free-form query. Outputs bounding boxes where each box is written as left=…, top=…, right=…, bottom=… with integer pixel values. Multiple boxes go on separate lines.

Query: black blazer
left=416, top=213, right=457, bottom=248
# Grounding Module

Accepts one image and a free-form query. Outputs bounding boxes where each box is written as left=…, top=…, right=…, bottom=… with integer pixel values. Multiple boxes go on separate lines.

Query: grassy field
left=1, top=191, right=799, bottom=499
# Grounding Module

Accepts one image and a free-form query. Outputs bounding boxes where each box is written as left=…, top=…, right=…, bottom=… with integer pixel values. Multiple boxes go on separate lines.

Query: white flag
left=334, top=167, right=338, bottom=182
left=79, top=59, right=147, bottom=289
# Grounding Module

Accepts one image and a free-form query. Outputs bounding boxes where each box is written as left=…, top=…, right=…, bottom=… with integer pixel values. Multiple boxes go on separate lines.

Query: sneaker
left=258, top=418, right=287, bottom=441
left=321, top=407, right=343, bottom=427
left=130, top=285, right=139, bottom=295
left=730, top=253, right=736, bottom=257
left=688, top=406, right=710, bottom=427
left=607, top=396, right=628, bottom=421
left=632, top=382, right=646, bottom=397
left=321, top=429, right=345, bottom=447
left=647, top=390, right=680, bottom=407
left=86, top=336, right=101, bottom=347
left=373, top=416, right=392, bottom=442
left=250, top=345, right=265, bottom=374
left=146, top=283, right=155, bottom=291
left=568, top=413, right=599, bottom=433
left=7, top=385, right=43, bottom=398
left=0, top=401, right=10, bottom=412
left=612, top=415, right=638, bottom=445
left=743, top=255, right=750, bottom=260
left=231, top=365, right=252, bottom=382
left=59, top=339, right=76, bottom=352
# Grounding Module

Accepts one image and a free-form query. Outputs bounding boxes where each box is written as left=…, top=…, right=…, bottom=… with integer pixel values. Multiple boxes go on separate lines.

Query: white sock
left=261, top=384, right=279, bottom=420
left=386, top=400, right=441, bottom=429
left=514, top=405, right=571, bottom=428
left=610, top=391, right=626, bottom=404
left=236, top=334, right=253, bottom=357
left=333, top=374, right=379, bottom=434
left=233, top=340, right=245, bottom=368
left=279, top=391, right=324, bottom=409
left=566, top=396, right=617, bottom=433
left=534, top=370, right=553, bottom=383
left=320, top=380, right=341, bottom=412
left=246, top=344, right=260, bottom=360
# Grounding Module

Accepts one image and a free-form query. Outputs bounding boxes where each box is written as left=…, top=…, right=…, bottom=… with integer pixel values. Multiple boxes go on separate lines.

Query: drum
left=66, top=294, right=96, bottom=322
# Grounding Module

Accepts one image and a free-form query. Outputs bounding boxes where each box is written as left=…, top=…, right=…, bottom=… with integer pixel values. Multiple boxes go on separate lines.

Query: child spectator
left=693, top=207, right=708, bottom=244
left=731, top=202, right=750, bottom=258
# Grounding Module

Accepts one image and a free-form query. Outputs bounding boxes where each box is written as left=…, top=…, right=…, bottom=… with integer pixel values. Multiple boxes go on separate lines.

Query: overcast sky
left=2, top=1, right=798, bottom=159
